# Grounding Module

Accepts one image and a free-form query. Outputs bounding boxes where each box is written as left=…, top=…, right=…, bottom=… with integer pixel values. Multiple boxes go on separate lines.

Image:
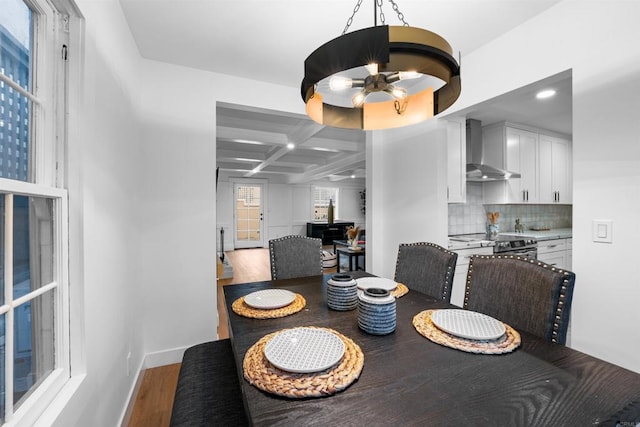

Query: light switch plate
left=592, top=220, right=613, bottom=243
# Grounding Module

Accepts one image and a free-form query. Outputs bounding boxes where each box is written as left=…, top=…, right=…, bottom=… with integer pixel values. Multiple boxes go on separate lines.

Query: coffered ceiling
left=216, top=103, right=366, bottom=184
left=119, top=0, right=566, bottom=183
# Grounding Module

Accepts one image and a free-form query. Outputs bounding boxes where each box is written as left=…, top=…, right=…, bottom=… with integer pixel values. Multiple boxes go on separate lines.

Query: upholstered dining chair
left=464, top=255, right=576, bottom=345
left=394, top=242, right=458, bottom=303
left=269, top=235, right=323, bottom=280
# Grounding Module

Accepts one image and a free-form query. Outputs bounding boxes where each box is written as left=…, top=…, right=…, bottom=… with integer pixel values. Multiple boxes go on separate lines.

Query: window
left=313, top=187, right=338, bottom=221
left=0, top=0, right=70, bottom=424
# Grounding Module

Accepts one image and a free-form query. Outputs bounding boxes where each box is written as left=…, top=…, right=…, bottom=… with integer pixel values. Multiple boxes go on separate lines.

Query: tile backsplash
left=448, top=182, right=572, bottom=235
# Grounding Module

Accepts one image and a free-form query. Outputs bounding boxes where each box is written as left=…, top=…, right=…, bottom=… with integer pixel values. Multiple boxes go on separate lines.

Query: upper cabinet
left=446, top=117, right=466, bottom=203
left=539, top=134, right=572, bottom=203
left=483, top=122, right=572, bottom=204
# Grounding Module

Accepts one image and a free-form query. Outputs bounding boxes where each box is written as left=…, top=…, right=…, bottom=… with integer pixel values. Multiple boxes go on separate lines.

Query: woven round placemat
left=243, top=327, right=364, bottom=398
left=412, top=309, right=521, bottom=354
left=232, top=293, right=306, bottom=319
left=391, top=283, right=409, bottom=298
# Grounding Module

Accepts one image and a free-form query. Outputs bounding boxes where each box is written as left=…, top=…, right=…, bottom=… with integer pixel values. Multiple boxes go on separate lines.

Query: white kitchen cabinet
left=447, top=117, right=466, bottom=203
left=450, top=246, right=493, bottom=307
left=482, top=122, right=572, bottom=204
left=539, top=135, right=572, bottom=203
left=538, top=238, right=570, bottom=270
left=483, top=125, right=538, bottom=204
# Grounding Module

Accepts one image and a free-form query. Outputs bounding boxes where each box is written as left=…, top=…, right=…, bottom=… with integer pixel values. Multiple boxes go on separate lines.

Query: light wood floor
left=127, top=248, right=337, bottom=427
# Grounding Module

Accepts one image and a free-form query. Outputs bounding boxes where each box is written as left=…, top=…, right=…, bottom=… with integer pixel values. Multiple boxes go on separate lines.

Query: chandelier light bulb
left=399, top=71, right=422, bottom=80
left=329, top=75, right=353, bottom=91
left=389, top=86, right=407, bottom=100
left=352, top=91, right=366, bottom=107
left=365, top=63, right=379, bottom=75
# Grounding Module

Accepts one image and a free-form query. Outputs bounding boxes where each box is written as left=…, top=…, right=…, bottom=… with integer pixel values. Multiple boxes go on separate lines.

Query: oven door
left=506, top=249, right=537, bottom=259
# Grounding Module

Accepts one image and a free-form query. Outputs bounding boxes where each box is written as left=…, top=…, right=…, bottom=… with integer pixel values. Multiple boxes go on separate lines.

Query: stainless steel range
left=493, top=236, right=538, bottom=259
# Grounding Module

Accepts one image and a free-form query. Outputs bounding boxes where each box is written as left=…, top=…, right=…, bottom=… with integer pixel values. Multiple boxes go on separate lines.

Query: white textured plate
left=355, top=277, right=397, bottom=291
left=244, top=289, right=296, bottom=309
left=430, top=309, right=506, bottom=340
left=264, top=327, right=345, bottom=373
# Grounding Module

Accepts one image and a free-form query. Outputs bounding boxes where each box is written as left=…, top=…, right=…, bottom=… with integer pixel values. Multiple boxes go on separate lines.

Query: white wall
left=444, top=1, right=640, bottom=373
left=366, top=119, right=449, bottom=280
left=51, top=0, right=145, bottom=425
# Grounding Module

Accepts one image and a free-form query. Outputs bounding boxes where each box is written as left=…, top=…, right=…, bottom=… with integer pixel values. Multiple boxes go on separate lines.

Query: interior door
left=234, top=183, right=264, bottom=248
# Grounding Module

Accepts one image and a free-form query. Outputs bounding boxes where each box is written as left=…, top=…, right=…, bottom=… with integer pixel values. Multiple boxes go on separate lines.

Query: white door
left=234, top=183, right=265, bottom=248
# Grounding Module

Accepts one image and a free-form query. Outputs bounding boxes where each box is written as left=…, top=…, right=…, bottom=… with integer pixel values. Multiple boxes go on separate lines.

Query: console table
left=306, top=221, right=354, bottom=245
left=336, top=248, right=365, bottom=272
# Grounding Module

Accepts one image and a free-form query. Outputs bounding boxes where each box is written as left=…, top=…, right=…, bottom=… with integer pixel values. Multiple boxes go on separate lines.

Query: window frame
left=0, top=181, right=68, bottom=426
left=313, top=186, right=339, bottom=221
left=0, top=0, right=73, bottom=423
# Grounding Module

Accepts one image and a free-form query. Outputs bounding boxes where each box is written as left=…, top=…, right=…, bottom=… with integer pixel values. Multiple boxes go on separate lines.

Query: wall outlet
left=126, top=352, right=132, bottom=377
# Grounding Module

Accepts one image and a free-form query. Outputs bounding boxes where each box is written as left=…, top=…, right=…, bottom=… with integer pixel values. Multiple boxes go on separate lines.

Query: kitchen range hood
left=465, top=119, right=521, bottom=182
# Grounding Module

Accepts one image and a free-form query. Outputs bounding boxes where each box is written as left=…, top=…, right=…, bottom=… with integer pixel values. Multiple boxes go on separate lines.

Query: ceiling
left=216, top=103, right=366, bottom=183
left=119, top=0, right=568, bottom=184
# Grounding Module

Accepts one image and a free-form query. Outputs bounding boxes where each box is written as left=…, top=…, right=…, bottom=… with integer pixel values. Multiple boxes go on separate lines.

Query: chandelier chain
left=377, top=0, right=386, bottom=25
left=342, top=0, right=364, bottom=35
left=342, top=0, right=409, bottom=35
left=387, top=0, right=409, bottom=26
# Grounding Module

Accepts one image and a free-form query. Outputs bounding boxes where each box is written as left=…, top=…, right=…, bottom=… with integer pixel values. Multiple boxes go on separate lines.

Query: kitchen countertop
left=447, top=234, right=496, bottom=251
left=498, top=227, right=572, bottom=241
left=448, top=228, right=573, bottom=250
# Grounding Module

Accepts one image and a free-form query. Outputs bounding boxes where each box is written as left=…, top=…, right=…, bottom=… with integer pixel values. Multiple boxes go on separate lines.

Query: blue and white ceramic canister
left=357, top=288, right=396, bottom=335
left=327, top=273, right=358, bottom=311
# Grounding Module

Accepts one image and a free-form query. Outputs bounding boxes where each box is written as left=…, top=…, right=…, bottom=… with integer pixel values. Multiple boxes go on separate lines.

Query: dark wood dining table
left=224, top=273, right=640, bottom=426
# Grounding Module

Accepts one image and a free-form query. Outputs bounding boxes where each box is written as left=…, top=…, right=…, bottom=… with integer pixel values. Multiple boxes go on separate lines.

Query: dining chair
left=464, top=255, right=576, bottom=345
left=394, top=242, right=458, bottom=303
left=170, top=339, right=248, bottom=427
left=269, top=235, right=323, bottom=280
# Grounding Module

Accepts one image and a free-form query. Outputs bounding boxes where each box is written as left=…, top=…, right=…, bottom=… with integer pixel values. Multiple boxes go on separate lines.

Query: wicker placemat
left=412, top=309, right=521, bottom=354
left=391, top=283, right=409, bottom=298
left=243, top=327, right=364, bottom=398
left=232, top=293, right=306, bottom=319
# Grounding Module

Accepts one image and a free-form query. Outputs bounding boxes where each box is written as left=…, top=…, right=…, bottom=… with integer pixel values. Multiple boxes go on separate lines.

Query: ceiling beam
left=243, top=145, right=291, bottom=177
left=288, top=151, right=366, bottom=183
left=217, top=126, right=288, bottom=146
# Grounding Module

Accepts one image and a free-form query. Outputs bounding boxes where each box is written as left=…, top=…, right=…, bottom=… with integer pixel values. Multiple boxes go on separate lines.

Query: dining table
left=224, top=272, right=640, bottom=426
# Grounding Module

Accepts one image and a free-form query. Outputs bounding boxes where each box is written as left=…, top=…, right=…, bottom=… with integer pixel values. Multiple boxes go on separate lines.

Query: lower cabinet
left=450, top=246, right=493, bottom=307
left=537, top=238, right=572, bottom=270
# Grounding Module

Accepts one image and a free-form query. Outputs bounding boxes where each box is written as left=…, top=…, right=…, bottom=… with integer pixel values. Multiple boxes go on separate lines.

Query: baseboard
left=143, top=346, right=189, bottom=369
left=119, top=360, right=145, bottom=427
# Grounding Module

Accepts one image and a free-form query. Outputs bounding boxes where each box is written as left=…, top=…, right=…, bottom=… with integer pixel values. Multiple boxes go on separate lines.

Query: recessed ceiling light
left=286, top=143, right=295, bottom=149
left=351, top=174, right=356, bottom=179
left=536, top=89, right=556, bottom=99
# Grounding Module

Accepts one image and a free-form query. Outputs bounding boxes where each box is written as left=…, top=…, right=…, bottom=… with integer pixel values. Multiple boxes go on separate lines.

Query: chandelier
left=301, top=0, right=461, bottom=130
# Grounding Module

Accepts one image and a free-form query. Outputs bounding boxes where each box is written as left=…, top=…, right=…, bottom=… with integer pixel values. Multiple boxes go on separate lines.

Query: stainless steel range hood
left=466, top=119, right=521, bottom=182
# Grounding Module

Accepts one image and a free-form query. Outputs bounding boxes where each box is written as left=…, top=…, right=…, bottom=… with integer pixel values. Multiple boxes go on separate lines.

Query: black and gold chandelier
left=301, top=0, right=461, bottom=130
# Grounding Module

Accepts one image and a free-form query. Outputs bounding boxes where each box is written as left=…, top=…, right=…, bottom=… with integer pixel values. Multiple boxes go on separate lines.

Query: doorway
left=233, top=183, right=264, bottom=248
